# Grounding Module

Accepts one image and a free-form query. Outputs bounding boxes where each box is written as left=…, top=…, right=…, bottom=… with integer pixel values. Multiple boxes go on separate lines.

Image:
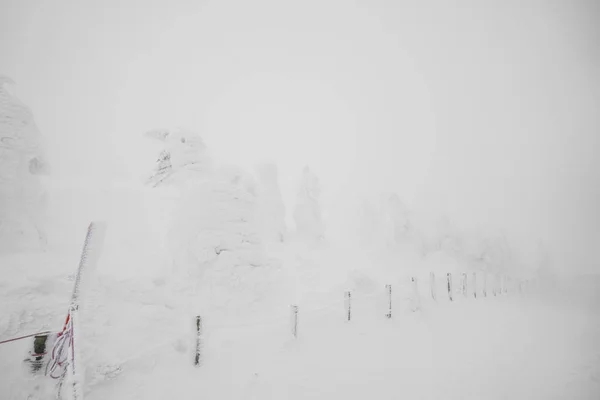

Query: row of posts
left=194, top=273, right=529, bottom=365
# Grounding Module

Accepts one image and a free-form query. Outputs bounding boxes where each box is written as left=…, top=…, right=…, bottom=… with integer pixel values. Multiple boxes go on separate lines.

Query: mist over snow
left=1, top=1, right=600, bottom=399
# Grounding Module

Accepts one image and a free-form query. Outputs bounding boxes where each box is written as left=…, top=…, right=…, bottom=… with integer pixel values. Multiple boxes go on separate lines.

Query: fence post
left=472, top=272, right=477, bottom=299
left=430, top=272, right=437, bottom=301
left=69, top=305, right=83, bottom=400
left=461, top=273, right=468, bottom=297
left=344, top=291, right=351, bottom=322
left=483, top=273, right=487, bottom=297
left=194, top=315, right=203, bottom=367
left=411, top=277, right=420, bottom=311
left=447, top=273, right=453, bottom=302
left=290, top=305, right=299, bottom=338
left=385, top=285, right=392, bottom=318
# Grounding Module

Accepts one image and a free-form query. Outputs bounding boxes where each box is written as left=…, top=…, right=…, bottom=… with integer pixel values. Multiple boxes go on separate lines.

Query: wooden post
left=385, top=285, right=392, bottom=318
left=447, top=273, right=453, bottom=302
left=290, top=305, right=299, bottom=338
left=344, top=291, right=351, bottom=322
left=461, top=273, right=468, bottom=297
left=483, top=273, right=487, bottom=297
left=430, top=272, right=437, bottom=301
left=194, top=315, right=203, bottom=367
left=472, top=272, right=477, bottom=299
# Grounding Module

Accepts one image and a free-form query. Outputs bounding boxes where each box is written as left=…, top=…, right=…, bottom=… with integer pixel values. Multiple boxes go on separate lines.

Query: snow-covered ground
left=1, top=214, right=599, bottom=399
left=0, top=125, right=598, bottom=399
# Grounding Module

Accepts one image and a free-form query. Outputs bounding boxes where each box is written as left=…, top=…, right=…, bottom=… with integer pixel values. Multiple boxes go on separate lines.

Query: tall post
left=344, top=291, right=352, bottom=322
left=430, top=272, right=437, bottom=301
left=385, top=285, right=392, bottom=318
left=483, top=273, right=487, bottom=297
left=290, top=305, right=299, bottom=338
left=69, top=306, right=83, bottom=400
left=59, top=221, right=106, bottom=400
left=447, top=273, right=453, bottom=302
left=194, top=315, right=203, bottom=367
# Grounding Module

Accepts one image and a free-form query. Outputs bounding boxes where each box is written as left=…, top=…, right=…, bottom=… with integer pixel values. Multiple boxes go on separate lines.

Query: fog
left=1, top=0, right=598, bottom=274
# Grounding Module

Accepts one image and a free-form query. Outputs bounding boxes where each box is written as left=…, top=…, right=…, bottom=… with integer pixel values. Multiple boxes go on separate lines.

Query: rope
left=0, top=330, right=53, bottom=346
left=46, top=312, right=74, bottom=379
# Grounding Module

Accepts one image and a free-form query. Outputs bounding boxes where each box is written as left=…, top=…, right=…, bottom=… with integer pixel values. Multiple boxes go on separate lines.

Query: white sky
left=1, top=0, right=599, bottom=273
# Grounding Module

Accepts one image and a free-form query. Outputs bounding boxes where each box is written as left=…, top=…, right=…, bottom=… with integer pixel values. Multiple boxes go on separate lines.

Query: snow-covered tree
left=380, top=193, right=411, bottom=247
left=254, top=163, right=286, bottom=243
left=293, top=166, right=324, bottom=242
left=144, top=128, right=211, bottom=186
left=0, top=76, right=48, bottom=253
left=357, top=199, right=382, bottom=246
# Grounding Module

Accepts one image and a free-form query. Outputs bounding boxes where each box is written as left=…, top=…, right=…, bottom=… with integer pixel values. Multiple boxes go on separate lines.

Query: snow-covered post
left=385, top=285, right=392, bottom=318
left=447, top=273, right=453, bottom=302
left=430, top=272, right=437, bottom=302
left=69, top=305, right=83, bottom=400
left=290, top=305, right=299, bottom=338
left=411, top=277, right=420, bottom=312
left=472, top=272, right=477, bottom=299
left=59, top=221, right=106, bottom=400
left=461, top=273, right=468, bottom=298
left=483, top=273, right=487, bottom=297
left=344, top=291, right=351, bottom=322
left=194, top=315, right=203, bottom=367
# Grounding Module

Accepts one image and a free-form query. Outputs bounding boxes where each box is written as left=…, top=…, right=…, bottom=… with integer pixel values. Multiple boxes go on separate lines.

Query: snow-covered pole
left=472, top=272, right=477, bottom=299
left=447, top=273, right=453, bottom=302
left=69, top=305, right=83, bottom=400
left=483, top=273, right=487, bottom=297
left=194, top=316, right=203, bottom=367
left=461, top=273, right=468, bottom=298
left=385, top=285, right=392, bottom=319
left=344, top=291, right=351, bottom=322
left=411, top=277, right=420, bottom=312
left=61, top=221, right=106, bottom=400
left=430, top=272, right=437, bottom=302
left=290, top=305, right=299, bottom=338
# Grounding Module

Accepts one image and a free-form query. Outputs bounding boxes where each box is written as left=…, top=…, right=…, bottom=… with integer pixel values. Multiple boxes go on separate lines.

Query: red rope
left=0, top=330, right=53, bottom=346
